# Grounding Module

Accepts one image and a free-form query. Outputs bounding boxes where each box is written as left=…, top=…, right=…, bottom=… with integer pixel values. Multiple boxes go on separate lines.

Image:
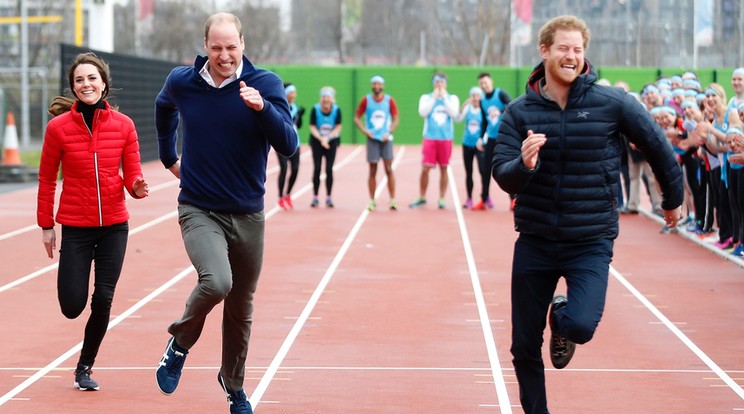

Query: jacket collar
left=525, top=59, right=596, bottom=101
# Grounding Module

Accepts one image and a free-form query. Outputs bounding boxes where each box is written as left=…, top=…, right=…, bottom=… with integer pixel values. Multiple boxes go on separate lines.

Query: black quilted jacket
left=492, top=61, right=684, bottom=241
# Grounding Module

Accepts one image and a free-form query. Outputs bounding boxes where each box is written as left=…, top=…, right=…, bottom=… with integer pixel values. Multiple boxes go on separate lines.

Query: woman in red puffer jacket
left=36, top=52, right=149, bottom=392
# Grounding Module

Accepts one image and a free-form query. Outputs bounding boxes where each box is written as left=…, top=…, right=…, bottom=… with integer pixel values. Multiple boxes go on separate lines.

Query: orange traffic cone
left=2, top=112, right=21, bottom=166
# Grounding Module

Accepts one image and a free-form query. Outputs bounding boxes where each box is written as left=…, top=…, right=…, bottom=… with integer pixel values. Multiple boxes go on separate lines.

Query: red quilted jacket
left=37, top=101, right=144, bottom=228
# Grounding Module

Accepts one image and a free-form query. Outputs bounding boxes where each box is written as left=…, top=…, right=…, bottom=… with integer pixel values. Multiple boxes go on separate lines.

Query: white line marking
left=0, top=147, right=344, bottom=406
left=447, top=167, right=512, bottom=414
left=0, top=147, right=313, bottom=242
left=0, top=178, right=180, bottom=242
left=248, top=145, right=397, bottom=409
left=610, top=266, right=744, bottom=401
left=0, top=224, right=36, bottom=241
left=0, top=148, right=319, bottom=293
left=3, top=365, right=744, bottom=374
left=0, top=266, right=195, bottom=406
left=0, top=210, right=178, bottom=294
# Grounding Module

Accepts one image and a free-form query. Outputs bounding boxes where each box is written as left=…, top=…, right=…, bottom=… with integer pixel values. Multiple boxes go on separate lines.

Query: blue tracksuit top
left=156, top=55, right=299, bottom=214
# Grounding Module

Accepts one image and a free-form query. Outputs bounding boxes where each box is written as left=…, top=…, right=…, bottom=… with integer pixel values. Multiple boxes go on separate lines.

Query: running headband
left=284, top=84, right=297, bottom=95
left=643, top=85, right=659, bottom=96
left=705, top=88, right=718, bottom=96
left=370, top=75, right=385, bottom=84
left=733, top=68, right=744, bottom=77
left=432, top=75, right=447, bottom=84
left=681, top=100, right=697, bottom=109
left=683, top=79, right=702, bottom=89
left=320, top=89, right=335, bottom=98
left=469, top=87, right=483, bottom=96
left=650, top=106, right=676, bottom=116
left=727, top=127, right=743, bottom=136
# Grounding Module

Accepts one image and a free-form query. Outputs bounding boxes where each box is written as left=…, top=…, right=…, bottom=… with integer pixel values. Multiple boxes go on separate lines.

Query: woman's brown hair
left=48, top=52, right=112, bottom=116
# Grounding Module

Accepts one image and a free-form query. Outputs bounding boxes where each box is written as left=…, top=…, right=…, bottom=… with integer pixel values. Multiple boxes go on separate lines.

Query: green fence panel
left=264, top=65, right=739, bottom=145
left=596, top=67, right=659, bottom=93
left=268, top=65, right=529, bottom=145
left=268, top=66, right=355, bottom=144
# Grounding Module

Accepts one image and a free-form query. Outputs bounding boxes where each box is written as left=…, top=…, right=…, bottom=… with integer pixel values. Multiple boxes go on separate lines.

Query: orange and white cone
left=2, top=112, right=21, bottom=166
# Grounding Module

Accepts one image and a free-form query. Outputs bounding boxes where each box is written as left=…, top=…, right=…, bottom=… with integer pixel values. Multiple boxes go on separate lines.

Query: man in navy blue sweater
left=154, top=12, right=298, bottom=414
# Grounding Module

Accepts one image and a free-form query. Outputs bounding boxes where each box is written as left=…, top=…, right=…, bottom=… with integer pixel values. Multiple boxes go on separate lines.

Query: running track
left=0, top=144, right=742, bottom=413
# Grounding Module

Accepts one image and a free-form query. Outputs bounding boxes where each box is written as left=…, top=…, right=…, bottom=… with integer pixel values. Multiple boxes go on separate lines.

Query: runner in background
left=354, top=75, right=399, bottom=211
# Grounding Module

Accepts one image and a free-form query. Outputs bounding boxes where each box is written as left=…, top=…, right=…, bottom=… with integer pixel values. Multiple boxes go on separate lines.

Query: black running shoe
left=549, top=295, right=576, bottom=369
left=74, top=364, right=100, bottom=391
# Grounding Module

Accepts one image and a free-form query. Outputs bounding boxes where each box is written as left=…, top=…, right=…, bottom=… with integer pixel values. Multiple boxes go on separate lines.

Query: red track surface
left=0, top=144, right=742, bottom=413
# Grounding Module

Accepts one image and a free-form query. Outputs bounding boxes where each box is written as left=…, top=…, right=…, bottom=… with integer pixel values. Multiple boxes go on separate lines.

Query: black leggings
left=58, top=222, right=129, bottom=367
left=480, top=139, right=497, bottom=200
left=462, top=145, right=484, bottom=199
left=310, top=138, right=339, bottom=196
left=697, top=164, right=715, bottom=232
left=711, top=167, right=733, bottom=242
left=728, top=166, right=744, bottom=243
left=680, top=152, right=708, bottom=227
left=277, top=149, right=300, bottom=197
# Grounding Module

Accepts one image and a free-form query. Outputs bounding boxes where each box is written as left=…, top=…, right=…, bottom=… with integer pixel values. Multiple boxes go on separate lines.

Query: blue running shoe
left=156, top=337, right=188, bottom=395
left=408, top=198, right=426, bottom=208
left=218, top=372, right=253, bottom=414
left=732, top=243, right=744, bottom=257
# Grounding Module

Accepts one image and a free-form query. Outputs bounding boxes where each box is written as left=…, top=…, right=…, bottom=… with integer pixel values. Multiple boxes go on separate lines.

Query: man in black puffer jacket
left=492, top=15, right=683, bottom=414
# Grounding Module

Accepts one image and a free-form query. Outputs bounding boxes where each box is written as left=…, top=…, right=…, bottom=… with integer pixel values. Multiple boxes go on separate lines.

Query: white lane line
left=0, top=148, right=320, bottom=294
left=0, top=210, right=177, bottom=294
left=0, top=147, right=350, bottom=406
left=4, top=365, right=743, bottom=375
left=249, top=145, right=400, bottom=410
left=0, top=266, right=195, bottom=406
left=447, top=167, right=512, bottom=414
left=0, top=179, right=180, bottom=242
left=0, top=224, right=36, bottom=241
left=610, top=266, right=744, bottom=401
left=0, top=147, right=313, bottom=242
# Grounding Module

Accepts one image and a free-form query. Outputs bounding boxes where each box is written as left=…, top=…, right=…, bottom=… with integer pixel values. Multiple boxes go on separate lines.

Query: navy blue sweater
left=156, top=55, right=298, bottom=213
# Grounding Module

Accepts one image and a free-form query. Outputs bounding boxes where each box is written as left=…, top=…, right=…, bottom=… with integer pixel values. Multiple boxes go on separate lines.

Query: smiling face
left=733, top=72, right=744, bottom=96
left=204, top=19, right=245, bottom=86
left=371, top=81, right=384, bottom=95
left=478, top=76, right=493, bottom=94
left=683, top=103, right=702, bottom=121
left=320, top=94, right=334, bottom=111
left=72, top=63, right=105, bottom=105
left=705, top=91, right=722, bottom=111
left=654, top=111, right=675, bottom=128
left=540, top=29, right=585, bottom=88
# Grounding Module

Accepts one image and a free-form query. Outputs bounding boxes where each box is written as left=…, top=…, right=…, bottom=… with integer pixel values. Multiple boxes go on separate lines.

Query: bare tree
left=290, top=0, right=344, bottom=63
left=432, top=0, right=511, bottom=65
left=357, top=0, right=429, bottom=65
left=147, top=0, right=211, bottom=64
left=225, top=0, right=287, bottom=63
left=114, top=0, right=137, bottom=56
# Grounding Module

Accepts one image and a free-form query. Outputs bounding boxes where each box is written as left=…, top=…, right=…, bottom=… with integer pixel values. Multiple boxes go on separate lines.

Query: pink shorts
left=421, top=138, right=453, bottom=167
